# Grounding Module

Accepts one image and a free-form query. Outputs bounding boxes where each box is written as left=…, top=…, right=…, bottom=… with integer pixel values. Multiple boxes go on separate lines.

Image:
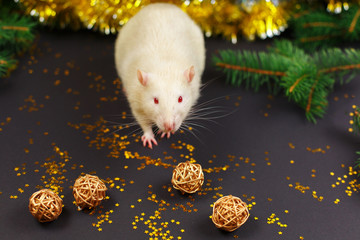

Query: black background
left=0, top=29, right=359, bottom=240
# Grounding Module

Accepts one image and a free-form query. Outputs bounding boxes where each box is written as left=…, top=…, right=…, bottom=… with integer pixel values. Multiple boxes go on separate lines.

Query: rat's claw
left=160, top=132, right=166, bottom=139
left=160, top=131, right=173, bottom=139
left=141, top=134, right=158, bottom=149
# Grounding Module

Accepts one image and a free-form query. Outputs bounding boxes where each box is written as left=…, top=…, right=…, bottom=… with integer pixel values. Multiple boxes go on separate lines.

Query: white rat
left=114, top=3, right=205, bottom=148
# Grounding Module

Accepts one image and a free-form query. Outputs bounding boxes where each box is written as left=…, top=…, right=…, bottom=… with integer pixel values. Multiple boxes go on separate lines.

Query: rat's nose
left=164, top=122, right=175, bottom=132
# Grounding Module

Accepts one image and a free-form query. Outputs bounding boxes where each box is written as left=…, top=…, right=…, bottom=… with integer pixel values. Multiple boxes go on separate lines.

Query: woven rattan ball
left=171, top=161, right=204, bottom=194
left=73, top=174, right=107, bottom=210
left=212, top=195, right=249, bottom=232
left=29, top=189, right=63, bottom=222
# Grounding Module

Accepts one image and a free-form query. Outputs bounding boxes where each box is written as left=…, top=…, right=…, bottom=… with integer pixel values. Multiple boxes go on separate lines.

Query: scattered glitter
left=306, top=146, right=327, bottom=154
left=18, top=95, right=45, bottom=112
left=0, top=117, right=12, bottom=132
left=330, top=166, right=360, bottom=197
left=267, top=213, right=287, bottom=231
left=54, top=80, right=61, bottom=86
left=289, top=182, right=310, bottom=194
left=312, top=191, right=324, bottom=202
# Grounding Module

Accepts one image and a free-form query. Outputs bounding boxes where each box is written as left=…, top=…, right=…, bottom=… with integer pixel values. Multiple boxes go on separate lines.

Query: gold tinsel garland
left=240, top=1, right=288, bottom=41
left=15, top=0, right=290, bottom=42
left=14, top=0, right=82, bottom=29
left=326, top=0, right=360, bottom=13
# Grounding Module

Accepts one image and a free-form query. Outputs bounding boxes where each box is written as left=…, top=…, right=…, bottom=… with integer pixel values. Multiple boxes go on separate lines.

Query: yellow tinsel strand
left=74, top=0, right=244, bottom=41
left=240, top=0, right=289, bottom=41
left=75, top=0, right=148, bottom=34
left=182, top=0, right=244, bottom=43
left=327, top=0, right=350, bottom=13
left=15, top=0, right=82, bottom=29
left=15, top=0, right=290, bottom=42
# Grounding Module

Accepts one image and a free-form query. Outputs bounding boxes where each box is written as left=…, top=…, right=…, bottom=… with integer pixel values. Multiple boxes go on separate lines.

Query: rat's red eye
left=178, top=96, right=183, bottom=103
left=154, top=98, right=159, bottom=104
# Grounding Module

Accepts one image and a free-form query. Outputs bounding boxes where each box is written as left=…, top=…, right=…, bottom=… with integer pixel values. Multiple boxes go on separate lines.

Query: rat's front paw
left=141, top=132, right=158, bottom=149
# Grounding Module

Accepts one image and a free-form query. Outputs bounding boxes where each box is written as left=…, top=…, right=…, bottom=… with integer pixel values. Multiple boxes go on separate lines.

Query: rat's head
left=137, top=66, right=198, bottom=134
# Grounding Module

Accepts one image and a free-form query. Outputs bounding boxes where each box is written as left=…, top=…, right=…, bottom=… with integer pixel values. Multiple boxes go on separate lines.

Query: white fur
left=114, top=3, right=205, bottom=148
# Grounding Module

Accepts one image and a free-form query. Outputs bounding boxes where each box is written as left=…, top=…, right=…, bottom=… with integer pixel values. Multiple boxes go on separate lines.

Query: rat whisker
left=104, top=120, right=139, bottom=128
left=103, top=113, right=134, bottom=118
left=103, top=114, right=152, bottom=138
left=188, top=111, right=236, bottom=121
left=104, top=122, right=140, bottom=136
left=183, top=121, right=215, bottom=134
left=195, top=96, right=230, bottom=108
left=192, top=104, right=227, bottom=110
left=200, top=76, right=221, bottom=91
left=189, top=105, right=237, bottom=119
left=105, top=126, right=125, bottom=137
left=185, top=118, right=219, bottom=126
left=187, top=111, right=228, bottom=122
left=179, top=124, right=205, bottom=145
left=189, top=108, right=228, bottom=116
left=188, top=110, right=229, bottom=119
left=126, top=126, right=144, bottom=138
left=105, top=123, right=140, bottom=137
left=189, top=104, right=231, bottom=120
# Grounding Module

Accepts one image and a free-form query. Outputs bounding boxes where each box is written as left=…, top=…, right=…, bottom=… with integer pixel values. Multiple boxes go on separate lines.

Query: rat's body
left=114, top=3, right=205, bottom=148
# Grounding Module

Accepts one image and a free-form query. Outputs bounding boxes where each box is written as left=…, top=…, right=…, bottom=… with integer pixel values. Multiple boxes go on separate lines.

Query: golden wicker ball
left=28, top=189, right=63, bottom=222
left=73, top=174, right=107, bottom=209
left=171, top=161, right=204, bottom=194
left=212, top=195, right=250, bottom=232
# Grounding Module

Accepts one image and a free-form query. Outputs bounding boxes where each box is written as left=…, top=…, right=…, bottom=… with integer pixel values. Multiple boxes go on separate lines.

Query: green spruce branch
left=213, top=40, right=360, bottom=123
left=0, top=3, right=37, bottom=78
left=0, top=51, right=17, bottom=78
left=0, top=8, right=37, bottom=54
left=291, top=4, right=360, bottom=51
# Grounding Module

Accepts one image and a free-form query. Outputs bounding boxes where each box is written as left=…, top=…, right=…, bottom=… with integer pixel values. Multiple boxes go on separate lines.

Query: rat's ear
left=183, top=66, right=195, bottom=83
left=137, top=69, right=149, bottom=86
